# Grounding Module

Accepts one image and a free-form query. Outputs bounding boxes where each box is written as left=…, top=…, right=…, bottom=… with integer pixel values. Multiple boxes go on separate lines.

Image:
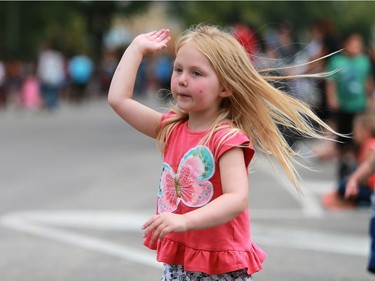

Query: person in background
left=154, top=50, right=173, bottom=92
left=325, top=32, right=373, bottom=183
left=4, top=59, right=23, bottom=108
left=0, top=59, right=6, bottom=108
left=368, top=43, right=375, bottom=109
left=309, top=19, right=340, bottom=161
left=323, top=112, right=375, bottom=210
left=20, top=62, right=42, bottom=111
left=342, top=112, right=375, bottom=273
left=228, top=12, right=258, bottom=60
left=68, top=54, right=94, bottom=103
left=37, top=41, right=65, bottom=111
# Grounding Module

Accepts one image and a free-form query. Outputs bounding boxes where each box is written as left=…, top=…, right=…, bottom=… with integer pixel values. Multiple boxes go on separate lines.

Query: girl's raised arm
left=108, top=29, right=171, bottom=138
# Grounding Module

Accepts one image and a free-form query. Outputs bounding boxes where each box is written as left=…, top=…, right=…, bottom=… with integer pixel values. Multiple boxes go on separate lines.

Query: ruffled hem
left=144, top=237, right=266, bottom=275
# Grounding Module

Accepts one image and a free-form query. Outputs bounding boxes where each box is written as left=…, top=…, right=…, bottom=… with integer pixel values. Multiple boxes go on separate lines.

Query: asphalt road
left=1, top=96, right=373, bottom=281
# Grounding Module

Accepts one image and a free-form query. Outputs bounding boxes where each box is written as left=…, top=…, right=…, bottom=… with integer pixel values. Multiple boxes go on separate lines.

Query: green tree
left=0, top=1, right=150, bottom=61
left=166, top=1, right=375, bottom=41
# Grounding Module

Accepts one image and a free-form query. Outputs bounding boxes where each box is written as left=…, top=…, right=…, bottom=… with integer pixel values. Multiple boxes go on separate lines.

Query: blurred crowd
left=0, top=19, right=374, bottom=112
left=1, top=19, right=374, bottom=114
left=0, top=38, right=179, bottom=112
left=2, top=20, right=375, bottom=208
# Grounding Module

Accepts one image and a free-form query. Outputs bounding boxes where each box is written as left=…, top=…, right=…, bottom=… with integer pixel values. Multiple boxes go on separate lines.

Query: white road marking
left=253, top=223, right=369, bottom=256
left=0, top=211, right=161, bottom=269
left=0, top=150, right=363, bottom=268
left=0, top=209, right=369, bottom=269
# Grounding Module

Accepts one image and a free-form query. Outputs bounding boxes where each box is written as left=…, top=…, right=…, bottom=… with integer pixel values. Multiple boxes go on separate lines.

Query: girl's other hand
left=345, top=177, right=359, bottom=199
left=133, top=29, right=171, bottom=56
left=142, top=213, right=188, bottom=244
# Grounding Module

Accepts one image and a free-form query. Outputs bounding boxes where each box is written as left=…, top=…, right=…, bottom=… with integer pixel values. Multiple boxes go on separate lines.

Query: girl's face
left=170, top=42, right=229, bottom=114
left=353, top=122, right=369, bottom=144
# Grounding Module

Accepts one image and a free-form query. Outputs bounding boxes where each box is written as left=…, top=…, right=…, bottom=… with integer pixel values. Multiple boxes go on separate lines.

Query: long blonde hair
left=157, top=24, right=336, bottom=190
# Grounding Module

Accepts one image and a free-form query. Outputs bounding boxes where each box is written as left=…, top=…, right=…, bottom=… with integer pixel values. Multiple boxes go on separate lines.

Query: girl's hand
left=345, top=177, right=359, bottom=199
left=132, top=29, right=171, bottom=56
left=142, top=213, right=188, bottom=244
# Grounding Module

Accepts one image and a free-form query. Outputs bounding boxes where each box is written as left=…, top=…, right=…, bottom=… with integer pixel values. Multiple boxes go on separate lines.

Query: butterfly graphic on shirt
left=157, top=145, right=215, bottom=213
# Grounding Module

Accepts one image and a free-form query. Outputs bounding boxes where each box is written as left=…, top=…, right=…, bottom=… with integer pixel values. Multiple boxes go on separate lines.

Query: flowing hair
left=157, top=24, right=337, bottom=190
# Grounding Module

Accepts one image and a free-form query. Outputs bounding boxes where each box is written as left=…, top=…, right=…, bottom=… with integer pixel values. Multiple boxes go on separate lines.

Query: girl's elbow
left=108, top=94, right=118, bottom=108
left=233, top=194, right=249, bottom=215
left=108, top=95, right=124, bottom=112
left=240, top=198, right=249, bottom=213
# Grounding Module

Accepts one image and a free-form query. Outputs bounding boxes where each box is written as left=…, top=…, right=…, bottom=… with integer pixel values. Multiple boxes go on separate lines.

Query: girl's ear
left=219, top=88, right=232, bottom=97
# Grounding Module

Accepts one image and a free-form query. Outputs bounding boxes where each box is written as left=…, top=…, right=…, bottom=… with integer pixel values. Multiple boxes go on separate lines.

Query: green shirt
left=326, top=53, right=372, bottom=112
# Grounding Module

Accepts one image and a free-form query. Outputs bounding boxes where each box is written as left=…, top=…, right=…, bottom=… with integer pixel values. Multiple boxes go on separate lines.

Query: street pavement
left=0, top=96, right=373, bottom=281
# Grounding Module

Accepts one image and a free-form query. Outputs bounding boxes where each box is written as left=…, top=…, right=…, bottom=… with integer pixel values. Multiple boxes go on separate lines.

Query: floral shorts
left=161, top=264, right=252, bottom=281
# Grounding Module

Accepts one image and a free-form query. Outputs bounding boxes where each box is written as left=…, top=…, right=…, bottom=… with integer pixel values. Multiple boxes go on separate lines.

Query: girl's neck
left=187, top=113, right=218, bottom=132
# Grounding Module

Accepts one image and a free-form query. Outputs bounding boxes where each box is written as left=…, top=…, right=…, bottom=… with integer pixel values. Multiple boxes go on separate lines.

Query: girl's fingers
left=151, top=221, right=171, bottom=244
left=142, top=214, right=169, bottom=243
left=142, top=214, right=161, bottom=237
left=155, top=28, right=169, bottom=37
left=153, top=29, right=170, bottom=41
left=143, top=213, right=184, bottom=244
left=142, top=216, right=153, bottom=229
left=151, top=226, right=162, bottom=243
left=153, top=29, right=165, bottom=37
left=142, top=215, right=157, bottom=234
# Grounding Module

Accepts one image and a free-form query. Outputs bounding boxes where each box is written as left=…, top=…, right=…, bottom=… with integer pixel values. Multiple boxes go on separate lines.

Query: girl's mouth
left=177, top=93, right=191, bottom=98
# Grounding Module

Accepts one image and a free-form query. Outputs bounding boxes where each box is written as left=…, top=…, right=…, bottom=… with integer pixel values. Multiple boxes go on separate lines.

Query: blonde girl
left=108, top=25, right=336, bottom=281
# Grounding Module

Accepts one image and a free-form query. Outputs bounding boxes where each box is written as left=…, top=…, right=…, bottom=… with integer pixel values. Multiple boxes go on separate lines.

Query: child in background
left=108, top=25, right=337, bottom=280
left=21, top=63, right=42, bottom=111
left=323, top=112, right=375, bottom=210
left=325, top=32, right=373, bottom=182
left=344, top=112, right=375, bottom=273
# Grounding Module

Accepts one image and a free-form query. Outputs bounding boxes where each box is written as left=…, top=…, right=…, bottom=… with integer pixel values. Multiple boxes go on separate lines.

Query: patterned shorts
left=161, top=264, right=252, bottom=281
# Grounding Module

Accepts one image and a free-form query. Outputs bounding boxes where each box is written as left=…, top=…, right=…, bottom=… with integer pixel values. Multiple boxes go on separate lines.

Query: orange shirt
left=359, top=138, right=375, bottom=190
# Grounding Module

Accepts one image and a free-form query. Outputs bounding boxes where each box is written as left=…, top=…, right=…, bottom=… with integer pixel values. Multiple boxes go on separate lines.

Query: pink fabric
left=144, top=112, right=266, bottom=275
left=359, top=138, right=375, bottom=190
left=21, top=77, right=42, bottom=110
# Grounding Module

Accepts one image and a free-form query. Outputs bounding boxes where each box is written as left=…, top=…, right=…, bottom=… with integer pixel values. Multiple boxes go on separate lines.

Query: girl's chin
left=176, top=102, right=194, bottom=112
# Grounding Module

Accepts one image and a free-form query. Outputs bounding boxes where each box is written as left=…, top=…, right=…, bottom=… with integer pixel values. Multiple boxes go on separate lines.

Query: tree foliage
left=167, top=1, right=375, bottom=41
left=0, top=1, right=374, bottom=61
left=0, top=1, right=149, bottom=61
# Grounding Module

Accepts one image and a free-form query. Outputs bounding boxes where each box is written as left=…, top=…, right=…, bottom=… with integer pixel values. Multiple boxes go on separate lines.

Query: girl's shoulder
left=362, top=138, right=375, bottom=151
left=161, top=109, right=178, bottom=122
left=212, top=122, right=249, bottom=144
left=209, top=123, right=254, bottom=165
left=359, top=138, right=375, bottom=162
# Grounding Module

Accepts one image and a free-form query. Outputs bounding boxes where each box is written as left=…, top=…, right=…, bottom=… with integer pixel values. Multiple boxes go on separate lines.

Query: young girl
left=344, top=112, right=375, bottom=273
left=323, top=112, right=375, bottom=210
left=108, top=25, right=336, bottom=280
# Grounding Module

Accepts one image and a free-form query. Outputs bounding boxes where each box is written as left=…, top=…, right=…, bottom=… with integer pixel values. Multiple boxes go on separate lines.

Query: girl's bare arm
left=108, top=29, right=171, bottom=138
left=346, top=150, right=375, bottom=198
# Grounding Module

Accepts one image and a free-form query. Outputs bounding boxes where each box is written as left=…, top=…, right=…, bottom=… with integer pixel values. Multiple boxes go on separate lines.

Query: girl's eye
left=192, top=71, right=201, bottom=76
left=174, top=67, right=182, bottom=73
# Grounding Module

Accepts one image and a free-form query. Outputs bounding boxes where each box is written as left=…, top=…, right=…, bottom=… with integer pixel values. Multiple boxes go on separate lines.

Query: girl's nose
left=178, top=75, right=188, bottom=87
